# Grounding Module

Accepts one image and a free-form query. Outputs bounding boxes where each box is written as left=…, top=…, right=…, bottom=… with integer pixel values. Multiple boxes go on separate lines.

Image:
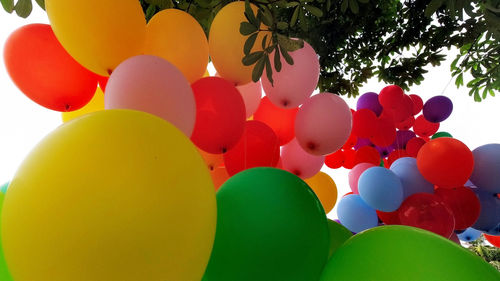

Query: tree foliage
left=467, top=236, right=500, bottom=271
left=4, top=0, right=499, bottom=101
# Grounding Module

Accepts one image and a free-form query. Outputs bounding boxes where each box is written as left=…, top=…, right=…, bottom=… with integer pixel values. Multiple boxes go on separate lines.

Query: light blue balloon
left=472, top=189, right=500, bottom=232
left=0, top=182, right=9, bottom=194
left=358, top=167, right=403, bottom=212
left=337, top=194, right=378, bottom=233
left=457, top=228, right=482, bottom=242
left=470, top=144, right=500, bottom=193
left=390, top=157, right=434, bottom=199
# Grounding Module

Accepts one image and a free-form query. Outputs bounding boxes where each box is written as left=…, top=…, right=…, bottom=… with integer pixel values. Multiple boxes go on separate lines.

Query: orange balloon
left=305, top=172, right=338, bottom=214
left=211, top=166, right=230, bottom=191
left=4, top=24, right=98, bottom=111
left=145, top=9, right=209, bottom=83
left=198, top=149, right=224, bottom=171
left=209, top=2, right=268, bottom=85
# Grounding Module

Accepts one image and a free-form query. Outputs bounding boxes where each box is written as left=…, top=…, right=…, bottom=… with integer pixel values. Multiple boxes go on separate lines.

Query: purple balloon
left=354, top=138, right=373, bottom=150
left=423, top=95, right=453, bottom=123
left=393, top=130, right=416, bottom=149
left=357, top=92, right=383, bottom=116
left=375, top=145, right=395, bottom=158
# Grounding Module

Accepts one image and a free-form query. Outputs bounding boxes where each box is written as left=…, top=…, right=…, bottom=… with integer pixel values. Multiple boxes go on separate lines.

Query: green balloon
left=0, top=193, right=14, bottom=281
left=320, top=225, right=500, bottom=281
left=327, top=219, right=352, bottom=258
left=203, top=168, right=329, bottom=281
left=431, top=132, right=453, bottom=139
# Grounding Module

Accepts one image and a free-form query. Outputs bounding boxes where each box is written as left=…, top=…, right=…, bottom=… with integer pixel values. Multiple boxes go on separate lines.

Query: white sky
left=0, top=7, right=499, bottom=219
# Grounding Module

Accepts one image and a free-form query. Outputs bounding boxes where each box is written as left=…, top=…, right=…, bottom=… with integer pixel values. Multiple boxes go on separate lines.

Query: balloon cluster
left=1, top=1, right=499, bottom=281
left=335, top=85, right=500, bottom=243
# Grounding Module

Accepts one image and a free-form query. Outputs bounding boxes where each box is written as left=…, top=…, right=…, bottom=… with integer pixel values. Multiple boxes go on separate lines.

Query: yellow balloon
left=305, top=172, right=338, bottom=214
left=2, top=110, right=216, bottom=281
left=209, top=2, right=268, bottom=85
left=203, top=69, right=210, bottom=77
left=45, top=0, right=146, bottom=76
left=61, top=87, right=105, bottom=123
left=145, top=9, right=209, bottom=83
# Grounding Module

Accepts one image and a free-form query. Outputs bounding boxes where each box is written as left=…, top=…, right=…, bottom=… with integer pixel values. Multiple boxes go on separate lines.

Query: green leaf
left=274, top=45, right=282, bottom=72
left=291, top=6, right=299, bottom=27
left=252, top=56, right=266, bottom=82
left=145, top=4, right=156, bottom=21
left=358, top=0, right=369, bottom=3
left=287, top=2, right=299, bottom=8
left=35, top=0, right=44, bottom=10
left=244, top=33, right=258, bottom=55
left=265, top=55, right=274, bottom=85
left=424, top=0, right=445, bottom=17
left=326, top=0, right=331, bottom=11
left=242, top=51, right=264, bottom=66
left=277, top=34, right=304, bottom=52
left=279, top=45, right=294, bottom=65
left=261, top=34, right=268, bottom=50
left=305, top=5, right=323, bottom=17
left=240, top=22, right=258, bottom=36
left=14, top=0, right=32, bottom=18
left=349, top=0, right=359, bottom=14
left=277, top=21, right=288, bottom=30
left=341, top=0, right=348, bottom=13
left=260, top=5, right=273, bottom=27
left=244, top=0, right=258, bottom=27
left=0, top=0, right=14, bottom=13
left=455, top=73, right=463, bottom=88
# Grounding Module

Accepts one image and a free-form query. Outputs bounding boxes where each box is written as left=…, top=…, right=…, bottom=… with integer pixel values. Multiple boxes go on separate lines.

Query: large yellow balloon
left=2, top=110, right=216, bottom=281
left=209, top=2, right=267, bottom=85
left=45, top=0, right=146, bottom=76
left=145, top=9, right=209, bottom=83
left=61, top=87, right=104, bottom=123
left=305, top=172, right=338, bottom=214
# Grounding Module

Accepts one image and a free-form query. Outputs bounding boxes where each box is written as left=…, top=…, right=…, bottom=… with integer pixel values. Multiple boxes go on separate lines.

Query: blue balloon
left=337, top=194, right=378, bottom=233
left=0, top=182, right=9, bottom=194
left=358, top=167, right=403, bottom=212
left=470, top=144, right=500, bottom=193
left=457, top=228, right=482, bottom=242
left=472, top=189, right=500, bottom=232
left=390, top=157, right=434, bottom=199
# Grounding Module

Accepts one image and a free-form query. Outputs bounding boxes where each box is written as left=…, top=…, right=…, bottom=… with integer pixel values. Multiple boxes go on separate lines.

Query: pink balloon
left=348, top=163, right=376, bottom=194
left=237, top=80, right=262, bottom=118
left=105, top=55, right=195, bottom=136
left=281, top=138, right=325, bottom=179
left=261, top=41, right=319, bottom=109
left=295, top=93, right=352, bottom=156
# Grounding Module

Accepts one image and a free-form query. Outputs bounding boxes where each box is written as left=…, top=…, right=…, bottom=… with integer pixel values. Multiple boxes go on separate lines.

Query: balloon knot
left=293, top=170, right=301, bottom=177
left=221, top=147, right=227, bottom=153
left=307, top=142, right=317, bottom=151
left=107, top=69, right=113, bottom=76
left=65, top=104, right=71, bottom=111
left=282, top=100, right=289, bottom=107
left=209, top=165, right=214, bottom=171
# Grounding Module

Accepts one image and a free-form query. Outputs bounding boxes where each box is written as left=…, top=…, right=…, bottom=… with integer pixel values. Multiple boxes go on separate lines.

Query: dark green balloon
left=327, top=219, right=352, bottom=258
left=431, top=131, right=453, bottom=139
left=320, top=225, right=500, bottom=281
left=0, top=192, right=14, bottom=281
left=203, top=168, right=329, bottom=281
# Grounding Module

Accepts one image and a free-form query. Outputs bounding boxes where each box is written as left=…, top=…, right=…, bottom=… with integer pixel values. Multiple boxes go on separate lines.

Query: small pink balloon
left=348, top=163, right=376, bottom=194
left=295, top=93, right=352, bottom=156
left=105, top=55, right=195, bottom=136
left=281, top=138, right=325, bottom=179
left=237, top=80, right=262, bottom=118
left=262, top=41, right=320, bottom=109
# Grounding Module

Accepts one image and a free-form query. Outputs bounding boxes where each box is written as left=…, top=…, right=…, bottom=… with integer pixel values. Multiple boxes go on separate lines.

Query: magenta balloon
left=349, top=163, right=376, bottom=194
left=356, top=92, right=383, bottom=116
left=105, top=55, right=195, bottom=136
left=237, top=80, right=262, bottom=118
left=295, top=93, right=352, bottom=156
left=281, top=138, right=325, bottom=179
left=262, top=41, right=319, bottom=109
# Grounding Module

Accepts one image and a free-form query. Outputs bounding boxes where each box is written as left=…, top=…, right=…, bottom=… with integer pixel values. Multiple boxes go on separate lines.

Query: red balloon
left=414, top=115, right=439, bottom=138
left=191, top=77, right=246, bottom=154
left=387, top=149, right=409, bottom=167
left=223, top=120, right=280, bottom=175
left=434, top=186, right=481, bottom=230
left=343, top=148, right=356, bottom=169
left=383, top=94, right=413, bottom=124
left=342, top=132, right=358, bottom=150
left=354, top=146, right=380, bottom=166
left=417, top=138, right=474, bottom=188
left=325, top=150, right=345, bottom=169
left=352, top=109, right=378, bottom=138
left=97, top=75, right=109, bottom=91
left=4, top=24, right=98, bottom=111
left=398, top=193, right=455, bottom=238
left=253, top=97, right=298, bottom=146
left=406, top=137, right=426, bottom=157
left=369, top=116, right=396, bottom=147
left=484, top=234, right=500, bottom=248
left=396, top=115, right=415, bottom=131
left=409, top=94, right=423, bottom=115
left=378, top=85, right=404, bottom=110
left=377, top=210, right=400, bottom=225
